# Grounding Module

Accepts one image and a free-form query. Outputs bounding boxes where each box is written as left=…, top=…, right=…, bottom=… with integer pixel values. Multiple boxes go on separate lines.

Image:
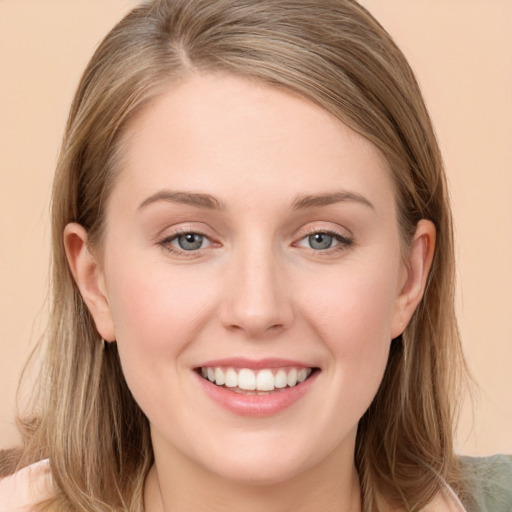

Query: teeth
left=225, top=368, right=238, bottom=388
left=238, top=369, right=256, bottom=390
left=256, top=369, right=274, bottom=391
left=297, top=368, right=308, bottom=383
left=199, top=366, right=313, bottom=391
left=274, top=369, right=288, bottom=389
left=287, top=368, right=297, bottom=387
left=214, top=367, right=225, bottom=386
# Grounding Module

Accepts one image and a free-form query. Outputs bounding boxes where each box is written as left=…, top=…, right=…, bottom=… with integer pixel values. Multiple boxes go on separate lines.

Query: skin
left=65, top=73, right=436, bottom=512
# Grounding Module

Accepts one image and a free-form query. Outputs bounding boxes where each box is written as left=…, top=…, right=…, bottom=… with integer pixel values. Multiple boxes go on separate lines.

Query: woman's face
left=69, top=73, right=432, bottom=486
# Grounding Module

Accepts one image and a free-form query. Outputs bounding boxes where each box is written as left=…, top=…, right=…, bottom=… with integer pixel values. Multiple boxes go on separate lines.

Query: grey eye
left=308, top=233, right=334, bottom=250
left=177, top=233, right=204, bottom=250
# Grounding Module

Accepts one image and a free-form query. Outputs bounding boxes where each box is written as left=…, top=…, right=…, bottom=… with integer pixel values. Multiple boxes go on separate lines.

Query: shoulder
left=0, top=459, right=54, bottom=512
left=459, top=454, right=512, bottom=512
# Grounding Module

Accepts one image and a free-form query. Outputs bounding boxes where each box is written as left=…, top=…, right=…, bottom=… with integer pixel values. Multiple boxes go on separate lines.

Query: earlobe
left=63, top=223, right=116, bottom=342
left=391, top=219, right=436, bottom=339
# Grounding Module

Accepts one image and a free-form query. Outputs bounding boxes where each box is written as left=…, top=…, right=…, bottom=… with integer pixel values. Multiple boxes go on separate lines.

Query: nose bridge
left=221, top=235, right=293, bottom=336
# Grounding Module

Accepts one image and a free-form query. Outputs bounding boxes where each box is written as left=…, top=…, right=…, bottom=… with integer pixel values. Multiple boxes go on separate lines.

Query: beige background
left=1, top=1, right=511, bottom=455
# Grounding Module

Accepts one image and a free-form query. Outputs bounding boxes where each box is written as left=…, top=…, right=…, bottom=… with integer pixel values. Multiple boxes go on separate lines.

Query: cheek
left=298, top=262, right=399, bottom=408
left=103, top=256, right=218, bottom=391
left=302, top=265, right=398, bottom=346
left=107, top=256, right=214, bottom=339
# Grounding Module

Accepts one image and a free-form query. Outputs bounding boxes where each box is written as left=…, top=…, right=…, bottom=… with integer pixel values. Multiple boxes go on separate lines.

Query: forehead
left=110, top=72, right=395, bottom=216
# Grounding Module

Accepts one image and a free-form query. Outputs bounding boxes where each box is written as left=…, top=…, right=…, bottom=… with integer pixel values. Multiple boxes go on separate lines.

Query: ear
left=63, top=223, right=116, bottom=342
left=391, top=219, right=436, bottom=339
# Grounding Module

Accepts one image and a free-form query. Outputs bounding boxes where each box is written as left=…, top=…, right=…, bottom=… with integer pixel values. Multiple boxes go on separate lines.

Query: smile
left=199, top=366, right=315, bottom=393
left=194, top=360, right=321, bottom=417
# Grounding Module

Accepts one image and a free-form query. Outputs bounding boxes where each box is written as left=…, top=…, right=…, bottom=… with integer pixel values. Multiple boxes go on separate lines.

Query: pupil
left=309, top=233, right=333, bottom=250
left=178, top=233, right=203, bottom=250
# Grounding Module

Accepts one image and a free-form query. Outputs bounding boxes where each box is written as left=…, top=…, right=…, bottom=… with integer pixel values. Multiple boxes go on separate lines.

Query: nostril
left=218, top=268, right=294, bottom=336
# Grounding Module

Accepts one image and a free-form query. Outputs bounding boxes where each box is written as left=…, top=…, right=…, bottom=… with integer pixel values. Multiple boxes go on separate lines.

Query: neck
left=144, top=439, right=362, bottom=512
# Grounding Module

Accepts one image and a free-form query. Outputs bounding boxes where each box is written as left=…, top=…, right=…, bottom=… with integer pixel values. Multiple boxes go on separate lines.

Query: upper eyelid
left=292, top=224, right=355, bottom=252
left=158, top=224, right=215, bottom=241
left=299, top=227, right=347, bottom=236
left=160, top=230, right=216, bottom=249
left=295, top=224, right=353, bottom=240
left=155, top=223, right=353, bottom=245
left=294, top=231, right=352, bottom=247
left=164, top=231, right=211, bottom=242
left=161, top=228, right=210, bottom=240
left=158, top=230, right=217, bottom=257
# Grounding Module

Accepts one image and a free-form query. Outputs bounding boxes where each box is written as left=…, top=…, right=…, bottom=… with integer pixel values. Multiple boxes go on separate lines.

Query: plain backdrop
left=1, top=0, right=511, bottom=455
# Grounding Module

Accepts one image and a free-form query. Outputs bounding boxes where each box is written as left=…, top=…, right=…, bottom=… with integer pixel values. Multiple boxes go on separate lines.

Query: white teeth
left=238, top=369, right=256, bottom=390
left=214, top=367, right=225, bottom=386
left=274, top=369, right=288, bottom=389
left=287, top=368, right=298, bottom=387
left=256, top=369, right=275, bottom=391
left=297, top=368, right=308, bottom=383
left=225, top=368, right=238, bottom=388
left=200, top=366, right=313, bottom=391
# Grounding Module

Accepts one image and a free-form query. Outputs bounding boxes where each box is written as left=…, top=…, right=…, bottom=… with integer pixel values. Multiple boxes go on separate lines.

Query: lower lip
left=195, top=371, right=319, bottom=417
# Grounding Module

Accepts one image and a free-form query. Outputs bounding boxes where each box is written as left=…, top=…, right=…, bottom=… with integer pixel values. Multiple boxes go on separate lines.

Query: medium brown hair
left=13, top=1, right=468, bottom=510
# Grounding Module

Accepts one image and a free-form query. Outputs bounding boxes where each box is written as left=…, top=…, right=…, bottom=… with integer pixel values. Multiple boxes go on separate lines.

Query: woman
left=0, top=0, right=510, bottom=510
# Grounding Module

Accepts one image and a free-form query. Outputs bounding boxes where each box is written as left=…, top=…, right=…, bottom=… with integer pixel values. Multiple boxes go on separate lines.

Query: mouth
left=193, top=358, right=321, bottom=416
left=195, top=365, right=320, bottom=395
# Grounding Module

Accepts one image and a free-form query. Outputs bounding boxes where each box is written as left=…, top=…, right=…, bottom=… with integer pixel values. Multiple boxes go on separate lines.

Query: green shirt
left=461, top=455, right=512, bottom=512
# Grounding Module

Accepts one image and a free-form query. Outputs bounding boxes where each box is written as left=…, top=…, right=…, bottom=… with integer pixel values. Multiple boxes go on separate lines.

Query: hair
left=9, top=0, right=469, bottom=510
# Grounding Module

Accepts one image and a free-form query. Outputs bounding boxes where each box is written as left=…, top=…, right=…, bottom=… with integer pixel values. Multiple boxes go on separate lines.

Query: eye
left=175, top=233, right=206, bottom=251
left=296, top=230, right=353, bottom=252
left=307, top=232, right=335, bottom=250
left=159, top=231, right=214, bottom=254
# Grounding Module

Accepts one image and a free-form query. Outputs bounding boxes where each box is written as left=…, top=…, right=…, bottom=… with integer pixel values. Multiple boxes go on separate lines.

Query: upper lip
left=195, top=357, right=316, bottom=370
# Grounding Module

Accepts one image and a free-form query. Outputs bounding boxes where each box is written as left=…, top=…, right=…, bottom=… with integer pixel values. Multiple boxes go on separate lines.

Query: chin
left=191, top=436, right=323, bottom=487
left=206, top=458, right=308, bottom=487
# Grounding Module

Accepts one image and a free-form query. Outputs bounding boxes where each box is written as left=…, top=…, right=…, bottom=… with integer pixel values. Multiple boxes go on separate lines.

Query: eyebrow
left=291, top=191, right=375, bottom=211
left=138, top=190, right=226, bottom=211
left=138, top=189, right=374, bottom=212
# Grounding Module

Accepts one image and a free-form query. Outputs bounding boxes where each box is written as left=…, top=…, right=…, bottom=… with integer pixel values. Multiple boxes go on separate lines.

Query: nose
left=219, top=244, right=294, bottom=338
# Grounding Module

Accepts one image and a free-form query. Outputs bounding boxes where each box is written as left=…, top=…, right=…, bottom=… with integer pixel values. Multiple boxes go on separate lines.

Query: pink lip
left=195, top=357, right=313, bottom=370
left=194, top=367, right=320, bottom=418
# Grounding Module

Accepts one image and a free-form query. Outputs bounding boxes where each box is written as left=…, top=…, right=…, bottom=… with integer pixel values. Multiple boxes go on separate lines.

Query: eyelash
left=158, top=228, right=214, bottom=257
left=158, top=228, right=353, bottom=256
left=294, top=229, right=353, bottom=254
